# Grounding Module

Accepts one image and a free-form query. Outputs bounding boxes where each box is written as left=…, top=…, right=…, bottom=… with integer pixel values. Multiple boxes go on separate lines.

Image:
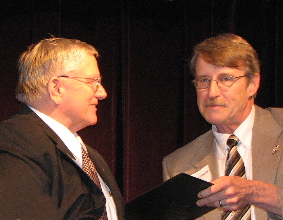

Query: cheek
left=223, top=92, right=249, bottom=115
left=232, top=89, right=250, bottom=103
left=197, top=92, right=206, bottom=105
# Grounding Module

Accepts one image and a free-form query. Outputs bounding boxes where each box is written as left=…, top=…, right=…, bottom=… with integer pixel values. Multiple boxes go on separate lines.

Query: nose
left=95, top=85, right=107, bottom=100
left=207, top=80, right=221, bottom=98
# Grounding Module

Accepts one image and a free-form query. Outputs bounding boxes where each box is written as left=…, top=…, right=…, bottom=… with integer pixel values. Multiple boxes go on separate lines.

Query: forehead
left=67, top=54, right=100, bottom=77
left=195, top=57, right=245, bottom=77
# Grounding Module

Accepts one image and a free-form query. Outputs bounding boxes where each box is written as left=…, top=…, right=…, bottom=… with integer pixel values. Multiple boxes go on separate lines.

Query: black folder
left=125, top=173, right=215, bottom=220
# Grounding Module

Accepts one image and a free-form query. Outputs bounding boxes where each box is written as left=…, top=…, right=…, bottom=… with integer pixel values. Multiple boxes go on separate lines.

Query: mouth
left=206, top=104, right=225, bottom=107
left=90, top=104, right=98, bottom=109
left=204, top=100, right=227, bottom=108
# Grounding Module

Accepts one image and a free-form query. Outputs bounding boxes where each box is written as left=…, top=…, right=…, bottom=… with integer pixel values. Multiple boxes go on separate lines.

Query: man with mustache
left=163, top=33, right=283, bottom=219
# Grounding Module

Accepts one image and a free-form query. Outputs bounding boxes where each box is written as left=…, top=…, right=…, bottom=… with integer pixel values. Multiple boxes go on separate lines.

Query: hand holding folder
left=125, top=173, right=215, bottom=220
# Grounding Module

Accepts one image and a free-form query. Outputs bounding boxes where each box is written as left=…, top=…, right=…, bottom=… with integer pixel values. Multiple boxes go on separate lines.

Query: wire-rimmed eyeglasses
left=57, top=75, right=102, bottom=91
left=192, top=74, right=249, bottom=89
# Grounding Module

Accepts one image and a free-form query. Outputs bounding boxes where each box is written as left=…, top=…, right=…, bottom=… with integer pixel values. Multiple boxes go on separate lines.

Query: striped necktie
left=222, top=134, right=251, bottom=220
left=81, top=147, right=108, bottom=220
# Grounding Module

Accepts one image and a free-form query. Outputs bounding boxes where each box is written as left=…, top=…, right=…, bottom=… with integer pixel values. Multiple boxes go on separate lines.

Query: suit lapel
left=187, top=132, right=219, bottom=181
left=87, top=147, right=114, bottom=192
left=252, top=106, right=283, bottom=184
left=87, top=147, right=124, bottom=218
left=22, top=106, right=89, bottom=163
left=249, top=106, right=283, bottom=220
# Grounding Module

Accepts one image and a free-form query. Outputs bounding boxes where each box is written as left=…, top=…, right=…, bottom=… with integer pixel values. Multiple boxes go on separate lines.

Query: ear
left=48, top=77, right=64, bottom=104
left=248, top=73, right=260, bottom=97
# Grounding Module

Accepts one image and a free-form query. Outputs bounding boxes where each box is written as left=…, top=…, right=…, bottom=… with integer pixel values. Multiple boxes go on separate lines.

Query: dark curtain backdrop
left=0, top=0, right=282, bottom=202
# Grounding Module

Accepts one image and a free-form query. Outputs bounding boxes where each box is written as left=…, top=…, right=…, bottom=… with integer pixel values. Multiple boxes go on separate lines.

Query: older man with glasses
left=163, top=33, right=283, bottom=219
left=0, top=38, right=124, bottom=219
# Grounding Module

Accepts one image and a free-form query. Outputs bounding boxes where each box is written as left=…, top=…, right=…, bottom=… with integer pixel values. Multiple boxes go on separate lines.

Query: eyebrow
left=196, top=73, right=236, bottom=78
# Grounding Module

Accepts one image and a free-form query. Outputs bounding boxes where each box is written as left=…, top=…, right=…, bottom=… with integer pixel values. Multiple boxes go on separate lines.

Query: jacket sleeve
left=267, top=186, right=283, bottom=219
left=0, top=150, right=60, bottom=219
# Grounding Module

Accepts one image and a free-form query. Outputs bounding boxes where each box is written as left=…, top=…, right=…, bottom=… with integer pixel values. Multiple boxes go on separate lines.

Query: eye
left=198, top=77, right=210, bottom=83
left=82, top=80, right=93, bottom=85
left=87, top=78, right=101, bottom=85
left=218, top=75, right=234, bottom=82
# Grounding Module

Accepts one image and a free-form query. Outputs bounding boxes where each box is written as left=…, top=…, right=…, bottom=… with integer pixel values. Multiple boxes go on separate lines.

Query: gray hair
left=16, top=38, right=98, bottom=104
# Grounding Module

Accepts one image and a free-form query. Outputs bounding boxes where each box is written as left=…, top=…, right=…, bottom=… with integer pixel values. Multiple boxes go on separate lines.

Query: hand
left=196, top=176, right=253, bottom=211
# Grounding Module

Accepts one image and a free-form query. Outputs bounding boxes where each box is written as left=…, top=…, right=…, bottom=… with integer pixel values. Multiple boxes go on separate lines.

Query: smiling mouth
left=90, top=104, right=98, bottom=109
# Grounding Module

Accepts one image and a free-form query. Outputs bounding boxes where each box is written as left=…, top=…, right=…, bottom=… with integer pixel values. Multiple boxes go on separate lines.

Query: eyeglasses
left=192, top=74, right=249, bottom=89
left=57, top=75, right=102, bottom=91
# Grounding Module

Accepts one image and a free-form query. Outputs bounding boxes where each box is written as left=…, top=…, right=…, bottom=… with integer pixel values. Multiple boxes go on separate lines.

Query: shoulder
left=0, top=105, right=55, bottom=136
left=0, top=106, right=40, bottom=132
left=253, top=105, right=283, bottom=128
left=0, top=107, right=58, bottom=157
left=164, top=130, right=213, bottom=162
left=163, top=130, right=215, bottom=179
left=252, top=105, right=283, bottom=141
left=1, top=113, right=46, bottom=141
left=265, top=106, right=283, bottom=126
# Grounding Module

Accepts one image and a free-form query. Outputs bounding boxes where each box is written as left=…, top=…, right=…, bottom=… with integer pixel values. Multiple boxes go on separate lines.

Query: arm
left=0, top=152, right=59, bottom=219
left=196, top=176, right=282, bottom=216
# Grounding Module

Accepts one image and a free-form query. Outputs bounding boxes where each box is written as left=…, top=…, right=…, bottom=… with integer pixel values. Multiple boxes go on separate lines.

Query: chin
left=89, top=120, right=98, bottom=125
left=83, top=119, right=98, bottom=128
left=204, top=117, right=225, bottom=125
left=92, top=118, right=98, bottom=124
left=86, top=114, right=98, bottom=124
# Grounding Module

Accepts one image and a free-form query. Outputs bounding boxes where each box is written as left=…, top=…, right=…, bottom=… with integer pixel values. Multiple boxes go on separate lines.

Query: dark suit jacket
left=0, top=105, right=124, bottom=220
left=163, top=105, right=283, bottom=220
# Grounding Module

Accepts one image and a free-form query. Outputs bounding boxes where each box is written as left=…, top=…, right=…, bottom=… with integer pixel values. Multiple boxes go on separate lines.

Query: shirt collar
left=29, top=106, right=82, bottom=165
left=212, top=105, right=255, bottom=155
left=233, top=105, right=255, bottom=150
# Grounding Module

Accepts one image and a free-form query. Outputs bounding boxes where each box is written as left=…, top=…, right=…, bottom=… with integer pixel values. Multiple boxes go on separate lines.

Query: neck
left=215, top=104, right=254, bottom=134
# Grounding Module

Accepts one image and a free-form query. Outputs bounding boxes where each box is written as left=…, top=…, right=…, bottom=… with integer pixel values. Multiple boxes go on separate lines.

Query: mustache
left=204, top=99, right=227, bottom=107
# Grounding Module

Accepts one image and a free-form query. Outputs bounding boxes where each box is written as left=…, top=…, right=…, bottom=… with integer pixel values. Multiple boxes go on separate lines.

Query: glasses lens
left=194, top=75, right=246, bottom=89
left=96, top=78, right=101, bottom=86
left=217, top=75, right=235, bottom=87
left=194, top=77, right=210, bottom=89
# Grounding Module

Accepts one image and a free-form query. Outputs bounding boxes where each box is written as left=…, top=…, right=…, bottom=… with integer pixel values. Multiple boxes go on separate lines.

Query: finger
left=197, top=199, right=222, bottom=208
left=197, top=188, right=227, bottom=207
left=198, top=183, right=226, bottom=199
left=198, top=186, right=212, bottom=198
